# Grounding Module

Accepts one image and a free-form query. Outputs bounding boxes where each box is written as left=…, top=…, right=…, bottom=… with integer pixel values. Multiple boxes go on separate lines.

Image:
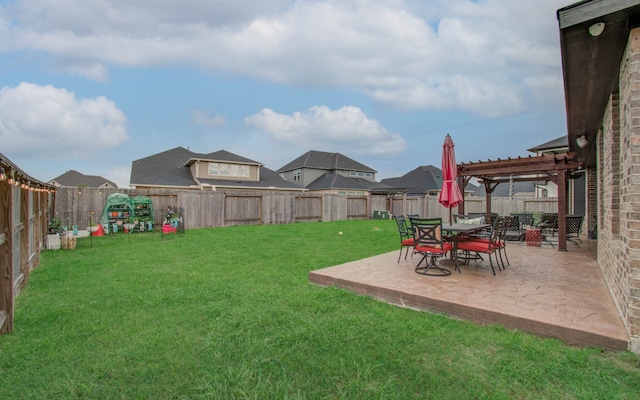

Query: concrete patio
left=309, top=239, right=629, bottom=351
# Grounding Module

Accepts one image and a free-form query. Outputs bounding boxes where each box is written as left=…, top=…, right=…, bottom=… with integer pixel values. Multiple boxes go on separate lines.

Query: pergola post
left=458, top=175, right=466, bottom=214
left=557, top=169, right=568, bottom=251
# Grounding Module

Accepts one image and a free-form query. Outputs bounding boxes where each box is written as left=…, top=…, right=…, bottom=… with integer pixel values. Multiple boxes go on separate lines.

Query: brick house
left=558, top=0, right=640, bottom=353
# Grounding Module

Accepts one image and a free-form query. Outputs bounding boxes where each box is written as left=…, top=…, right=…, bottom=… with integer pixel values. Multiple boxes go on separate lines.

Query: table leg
left=452, top=236, right=461, bottom=273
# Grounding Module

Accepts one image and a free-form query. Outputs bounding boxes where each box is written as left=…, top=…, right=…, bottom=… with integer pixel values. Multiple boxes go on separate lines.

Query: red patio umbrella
left=438, top=134, right=464, bottom=223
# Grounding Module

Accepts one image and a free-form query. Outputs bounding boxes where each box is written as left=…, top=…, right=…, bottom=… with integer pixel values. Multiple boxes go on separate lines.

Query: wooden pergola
left=456, top=153, right=582, bottom=251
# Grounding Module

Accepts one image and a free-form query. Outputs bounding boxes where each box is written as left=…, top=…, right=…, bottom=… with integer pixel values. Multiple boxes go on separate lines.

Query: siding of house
left=301, top=168, right=329, bottom=187
left=192, top=160, right=260, bottom=181
left=598, top=27, right=640, bottom=352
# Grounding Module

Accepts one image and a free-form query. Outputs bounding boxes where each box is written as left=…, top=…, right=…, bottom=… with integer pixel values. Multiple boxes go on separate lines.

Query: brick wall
left=585, top=168, right=597, bottom=232
left=623, top=29, right=640, bottom=353
left=599, top=28, right=640, bottom=352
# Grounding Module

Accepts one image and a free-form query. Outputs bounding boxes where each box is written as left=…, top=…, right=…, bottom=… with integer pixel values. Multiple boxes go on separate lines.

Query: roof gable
left=277, top=150, right=376, bottom=174
left=49, top=170, right=117, bottom=188
left=380, top=165, right=443, bottom=193
left=527, top=136, right=568, bottom=152
left=187, top=149, right=261, bottom=165
left=306, top=173, right=390, bottom=191
left=130, top=147, right=197, bottom=187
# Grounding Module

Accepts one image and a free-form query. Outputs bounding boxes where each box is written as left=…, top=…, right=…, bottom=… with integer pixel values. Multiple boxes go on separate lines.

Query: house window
left=350, top=171, right=357, bottom=177
left=208, top=163, right=219, bottom=175
left=365, top=173, right=372, bottom=178
left=209, top=163, right=250, bottom=178
left=293, top=169, right=301, bottom=181
left=229, top=164, right=239, bottom=176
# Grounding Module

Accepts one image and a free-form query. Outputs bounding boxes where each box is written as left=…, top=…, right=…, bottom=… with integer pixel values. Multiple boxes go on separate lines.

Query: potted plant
left=45, top=217, right=63, bottom=250
left=123, top=217, right=136, bottom=232
left=48, top=217, right=63, bottom=234
left=87, top=221, right=98, bottom=233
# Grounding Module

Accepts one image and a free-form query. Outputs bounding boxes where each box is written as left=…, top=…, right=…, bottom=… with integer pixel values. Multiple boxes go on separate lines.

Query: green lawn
left=1, top=220, right=639, bottom=399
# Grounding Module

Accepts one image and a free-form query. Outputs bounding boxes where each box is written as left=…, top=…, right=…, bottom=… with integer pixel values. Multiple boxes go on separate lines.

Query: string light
left=7, top=170, right=14, bottom=185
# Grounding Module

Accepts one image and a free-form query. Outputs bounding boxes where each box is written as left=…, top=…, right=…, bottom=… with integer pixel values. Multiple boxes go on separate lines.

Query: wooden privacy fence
left=54, top=187, right=560, bottom=231
left=0, top=158, right=54, bottom=334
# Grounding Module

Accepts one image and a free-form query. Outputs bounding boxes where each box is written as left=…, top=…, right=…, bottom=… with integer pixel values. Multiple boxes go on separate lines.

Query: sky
left=0, top=0, right=577, bottom=188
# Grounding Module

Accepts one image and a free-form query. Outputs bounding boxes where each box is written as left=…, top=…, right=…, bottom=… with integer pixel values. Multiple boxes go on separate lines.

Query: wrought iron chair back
left=511, top=212, right=533, bottom=228
left=503, top=214, right=523, bottom=241
left=410, top=217, right=452, bottom=276
left=394, top=215, right=415, bottom=262
left=414, top=220, right=444, bottom=250
left=566, top=215, right=584, bottom=246
left=539, top=213, right=558, bottom=236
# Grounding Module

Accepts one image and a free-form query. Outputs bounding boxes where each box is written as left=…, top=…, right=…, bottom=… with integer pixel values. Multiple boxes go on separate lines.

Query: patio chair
left=538, top=213, right=558, bottom=237
left=504, top=214, right=525, bottom=241
left=497, top=216, right=515, bottom=267
left=456, top=216, right=507, bottom=275
left=452, top=213, right=489, bottom=262
left=566, top=215, right=584, bottom=247
left=410, top=217, right=453, bottom=276
left=511, top=212, right=534, bottom=229
left=394, top=215, right=414, bottom=262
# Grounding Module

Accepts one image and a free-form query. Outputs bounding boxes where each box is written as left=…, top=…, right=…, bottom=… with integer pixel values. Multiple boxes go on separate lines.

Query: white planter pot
left=46, top=234, right=60, bottom=250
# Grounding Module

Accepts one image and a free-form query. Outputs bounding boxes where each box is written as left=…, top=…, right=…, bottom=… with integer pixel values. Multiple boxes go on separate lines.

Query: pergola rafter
left=456, top=153, right=582, bottom=250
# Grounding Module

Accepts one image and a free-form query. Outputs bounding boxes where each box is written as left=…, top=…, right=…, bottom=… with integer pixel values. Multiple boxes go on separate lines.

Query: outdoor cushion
left=457, top=240, right=499, bottom=252
left=415, top=242, right=453, bottom=254
left=459, top=216, right=484, bottom=224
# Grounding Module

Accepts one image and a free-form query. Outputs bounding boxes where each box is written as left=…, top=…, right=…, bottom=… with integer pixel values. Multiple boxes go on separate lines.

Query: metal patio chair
left=394, top=215, right=415, bottom=262
left=566, top=215, right=584, bottom=247
left=410, top=217, right=453, bottom=276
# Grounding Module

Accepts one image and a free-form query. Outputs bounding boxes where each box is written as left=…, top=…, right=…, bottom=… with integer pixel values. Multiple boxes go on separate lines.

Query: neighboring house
left=49, top=170, right=117, bottom=189
left=470, top=180, right=536, bottom=198
left=379, top=165, right=443, bottom=196
left=130, top=147, right=303, bottom=191
left=381, top=165, right=483, bottom=197
left=526, top=136, right=568, bottom=198
left=306, top=173, right=392, bottom=195
left=557, top=0, right=640, bottom=352
left=527, top=136, right=585, bottom=214
left=277, top=150, right=381, bottom=193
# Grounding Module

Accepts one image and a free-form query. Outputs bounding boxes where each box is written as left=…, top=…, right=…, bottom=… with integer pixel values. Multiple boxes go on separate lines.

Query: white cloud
left=1, top=0, right=574, bottom=116
left=0, top=82, right=128, bottom=160
left=102, top=165, right=132, bottom=189
left=190, top=109, right=227, bottom=128
left=245, top=105, right=406, bottom=156
left=62, top=62, right=110, bottom=82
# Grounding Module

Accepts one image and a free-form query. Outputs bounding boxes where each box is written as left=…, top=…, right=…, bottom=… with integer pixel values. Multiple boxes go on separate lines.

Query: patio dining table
left=441, top=223, right=491, bottom=273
